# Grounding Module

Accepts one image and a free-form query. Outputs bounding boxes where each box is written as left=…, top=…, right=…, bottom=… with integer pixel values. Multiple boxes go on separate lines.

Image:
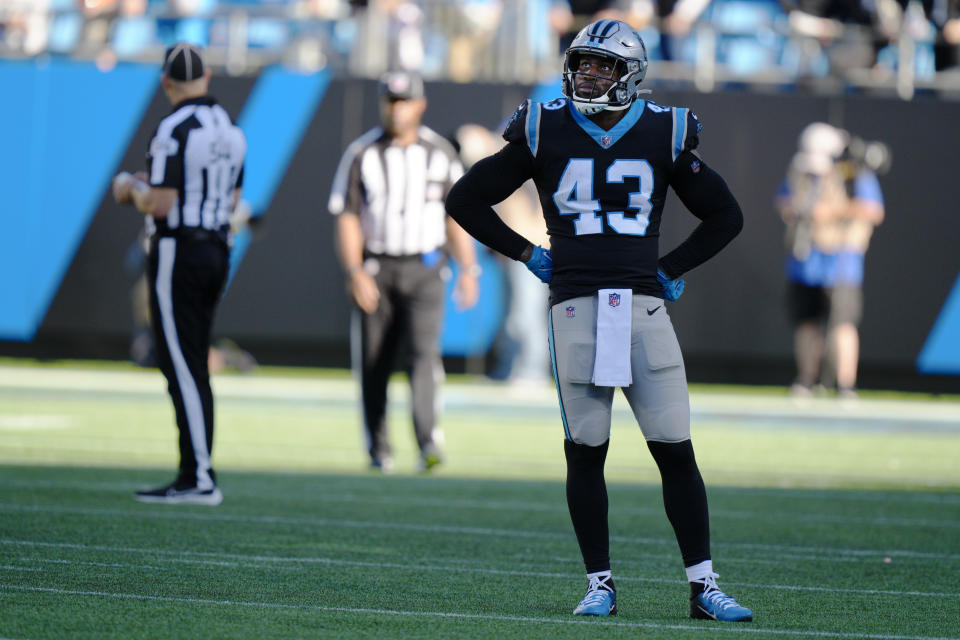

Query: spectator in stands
left=652, top=0, right=712, bottom=60
left=346, top=0, right=425, bottom=74
left=873, top=0, right=937, bottom=80
left=521, top=0, right=574, bottom=73
left=942, top=10, right=960, bottom=70
left=558, top=0, right=636, bottom=50
left=1, top=0, right=51, bottom=55
left=780, top=0, right=880, bottom=78
left=447, top=0, right=504, bottom=81
left=386, top=0, right=425, bottom=71
left=875, top=0, right=958, bottom=74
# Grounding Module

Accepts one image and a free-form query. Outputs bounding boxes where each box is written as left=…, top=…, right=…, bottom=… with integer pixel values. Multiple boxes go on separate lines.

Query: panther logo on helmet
left=561, top=19, right=649, bottom=116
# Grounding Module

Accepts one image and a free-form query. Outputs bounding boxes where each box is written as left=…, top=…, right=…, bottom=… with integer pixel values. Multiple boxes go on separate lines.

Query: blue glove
left=657, top=268, right=685, bottom=301
left=524, top=245, right=553, bottom=284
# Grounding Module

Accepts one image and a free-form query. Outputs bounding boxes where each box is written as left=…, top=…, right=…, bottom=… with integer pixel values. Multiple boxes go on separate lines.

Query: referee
left=329, top=71, right=480, bottom=474
left=112, top=43, right=246, bottom=505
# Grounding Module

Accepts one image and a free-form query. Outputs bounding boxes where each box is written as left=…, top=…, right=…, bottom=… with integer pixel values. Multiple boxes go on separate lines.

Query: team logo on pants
left=608, top=293, right=620, bottom=308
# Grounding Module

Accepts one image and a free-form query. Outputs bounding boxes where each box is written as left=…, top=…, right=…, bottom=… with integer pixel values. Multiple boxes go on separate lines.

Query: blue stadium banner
left=917, top=275, right=960, bottom=375
left=226, top=66, right=332, bottom=290
left=0, top=60, right=157, bottom=341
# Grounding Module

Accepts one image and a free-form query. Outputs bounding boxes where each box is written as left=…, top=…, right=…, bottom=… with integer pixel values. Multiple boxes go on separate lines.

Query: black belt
left=154, top=228, right=229, bottom=243
left=364, top=250, right=442, bottom=260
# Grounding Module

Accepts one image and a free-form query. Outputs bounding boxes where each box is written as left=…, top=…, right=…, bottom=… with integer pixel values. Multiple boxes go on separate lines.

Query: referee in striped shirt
left=329, top=71, right=480, bottom=474
left=112, top=43, right=246, bottom=505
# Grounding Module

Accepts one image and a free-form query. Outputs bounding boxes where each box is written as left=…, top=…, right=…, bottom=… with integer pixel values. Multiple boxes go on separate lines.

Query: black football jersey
left=503, top=97, right=701, bottom=303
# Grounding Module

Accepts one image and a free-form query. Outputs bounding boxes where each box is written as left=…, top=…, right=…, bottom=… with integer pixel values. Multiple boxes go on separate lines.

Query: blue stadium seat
left=215, top=0, right=295, bottom=5
left=156, top=17, right=211, bottom=47
left=246, top=18, right=289, bottom=50
left=707, top=0, right=790, bottom=75
left=47, top=12, right=83, bottom=54
left=710, top=0, right=781, bottom=34
left=175, top=18, right=211, bottom=47
left=112, top=16, right=158, bottom=58
left=638, top=26, right=663, bottom=61
left=876, top=40, right=936, bottom=80
left=720, top=39, right=769, bottom=74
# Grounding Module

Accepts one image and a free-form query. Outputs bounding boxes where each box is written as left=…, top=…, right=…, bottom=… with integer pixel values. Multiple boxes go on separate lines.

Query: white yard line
left=16, top=557, right=169, bottom=571
left=3, top=503, right=959, bottom=561
left=2, top=365, right=958, bottom=425
left=3, top=538, right=958, bottom=599
left=0, top=584, right=956, bottom=640
left=5, top=479, right=959, bottom=527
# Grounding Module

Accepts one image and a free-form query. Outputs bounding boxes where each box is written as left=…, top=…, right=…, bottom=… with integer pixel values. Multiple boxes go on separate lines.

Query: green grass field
left=1, top=361, right=959, bottom=639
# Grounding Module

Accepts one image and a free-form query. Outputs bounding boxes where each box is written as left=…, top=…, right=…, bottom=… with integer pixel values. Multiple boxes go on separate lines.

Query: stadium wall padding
left=2, top=61, right=958, bottom=391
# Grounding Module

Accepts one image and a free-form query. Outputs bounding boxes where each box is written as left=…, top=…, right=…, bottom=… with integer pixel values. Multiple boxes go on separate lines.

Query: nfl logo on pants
left=608, top=293, right=620, bottom=308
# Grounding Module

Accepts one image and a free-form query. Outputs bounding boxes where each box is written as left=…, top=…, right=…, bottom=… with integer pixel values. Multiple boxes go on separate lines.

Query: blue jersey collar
left=568, top=99, right=645, bottom=149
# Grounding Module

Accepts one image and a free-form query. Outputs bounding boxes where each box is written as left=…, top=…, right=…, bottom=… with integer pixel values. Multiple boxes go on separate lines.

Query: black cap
left=162, top=43, right=205, bottom=82
left=378, top=71, right=424, bottom=101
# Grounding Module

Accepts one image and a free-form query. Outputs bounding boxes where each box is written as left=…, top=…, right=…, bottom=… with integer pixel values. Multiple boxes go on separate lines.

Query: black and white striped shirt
left=146, top=96, right=246, bottom=236
left=328, top=126, right=463, bottom=256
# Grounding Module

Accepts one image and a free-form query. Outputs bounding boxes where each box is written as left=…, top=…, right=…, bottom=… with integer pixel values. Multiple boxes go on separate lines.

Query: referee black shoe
left=135, top=479, right=223, bottom=506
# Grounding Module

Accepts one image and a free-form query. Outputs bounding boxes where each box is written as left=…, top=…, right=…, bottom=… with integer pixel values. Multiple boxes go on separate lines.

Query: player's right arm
left=445, top=101, right=541, bottom=262
left=445, top=142, right=536, bottom=262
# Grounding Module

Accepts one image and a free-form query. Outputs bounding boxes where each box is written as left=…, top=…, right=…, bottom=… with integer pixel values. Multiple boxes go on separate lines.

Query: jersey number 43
left=553, top=158, right=653, bottom=236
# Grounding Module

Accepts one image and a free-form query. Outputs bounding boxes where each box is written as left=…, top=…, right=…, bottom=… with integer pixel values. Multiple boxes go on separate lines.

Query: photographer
left=777, top=123, right=888, bottom=399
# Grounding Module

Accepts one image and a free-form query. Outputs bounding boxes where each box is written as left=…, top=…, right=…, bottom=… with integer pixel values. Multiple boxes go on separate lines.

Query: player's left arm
left=659, top=150, right=744, bottom=279
left=445, top=142, right=537, bottom=262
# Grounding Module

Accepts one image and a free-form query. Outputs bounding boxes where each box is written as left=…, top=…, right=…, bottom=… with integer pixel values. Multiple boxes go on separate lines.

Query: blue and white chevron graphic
left=225, top=66, right=331, bottom=290
left=917, top=275, right=960, bottom=374
left=0, top=61, right=329, bottom=341
left=0, top=60, right=158, bottom=341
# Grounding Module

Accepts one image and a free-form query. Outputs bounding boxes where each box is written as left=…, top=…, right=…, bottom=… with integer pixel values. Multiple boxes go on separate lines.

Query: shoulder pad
left=671, top=107, right=702, bottom=161
left=646, top=101, right=671, bottom=114
left=540, top=97, right=567, bottom=111
left=502, top=99, right=542, bottom=157
left=503, top=100, right=530, bottom=144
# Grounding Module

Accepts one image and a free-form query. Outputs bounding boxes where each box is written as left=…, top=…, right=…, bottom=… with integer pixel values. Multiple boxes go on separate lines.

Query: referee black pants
left=354, top=255, right=445, bottom=462
left=147, top=234, right=228, bottom=489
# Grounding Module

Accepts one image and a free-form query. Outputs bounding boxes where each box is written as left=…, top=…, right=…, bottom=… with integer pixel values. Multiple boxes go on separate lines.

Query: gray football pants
left=549, top=294, right=691, bottom=446
left=352, top=255, right=445, bottom=461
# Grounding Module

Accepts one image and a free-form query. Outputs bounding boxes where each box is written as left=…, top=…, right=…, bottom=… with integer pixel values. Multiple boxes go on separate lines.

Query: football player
left=445, top=19, right=752, bottom=622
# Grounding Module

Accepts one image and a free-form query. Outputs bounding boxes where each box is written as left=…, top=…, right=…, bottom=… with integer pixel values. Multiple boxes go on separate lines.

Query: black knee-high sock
left=564, top=439, right=611, bottom=576
left=647, top=440, right=710, bottom=568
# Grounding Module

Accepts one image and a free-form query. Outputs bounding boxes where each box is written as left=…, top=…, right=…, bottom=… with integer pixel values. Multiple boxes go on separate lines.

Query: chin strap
left=573, top=101, right=608, bottom=115
left=573, top=96, right=648, bottom=115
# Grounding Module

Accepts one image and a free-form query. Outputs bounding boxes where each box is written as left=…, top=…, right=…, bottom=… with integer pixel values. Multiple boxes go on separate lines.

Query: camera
left=843, top=137, right=892, bottom=175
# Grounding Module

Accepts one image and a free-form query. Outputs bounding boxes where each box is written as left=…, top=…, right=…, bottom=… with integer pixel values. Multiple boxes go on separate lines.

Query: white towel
left=592, top=289, right=633, bottom=387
